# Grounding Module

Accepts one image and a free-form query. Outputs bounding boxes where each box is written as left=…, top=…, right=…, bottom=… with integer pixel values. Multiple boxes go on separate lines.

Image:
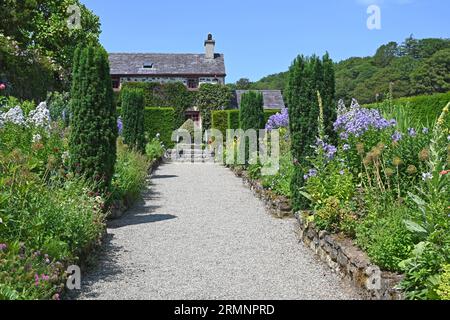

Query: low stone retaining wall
left=230, top=166, right=292, bottom=219
left=228, top=164, right=404, bottom=300
left=109, top=156, right=164, bottom=220
left=296, top=211, right=404, bottom=300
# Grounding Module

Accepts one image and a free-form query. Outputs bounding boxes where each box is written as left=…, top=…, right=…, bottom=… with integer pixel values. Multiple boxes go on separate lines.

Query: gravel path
left=75, top=162, right=359, bottom=300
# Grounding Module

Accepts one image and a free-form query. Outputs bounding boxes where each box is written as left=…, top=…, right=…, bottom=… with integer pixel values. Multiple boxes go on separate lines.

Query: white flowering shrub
left=27, top=102, right=51, bottom=129
left=0, top=106, right=25, bottom=127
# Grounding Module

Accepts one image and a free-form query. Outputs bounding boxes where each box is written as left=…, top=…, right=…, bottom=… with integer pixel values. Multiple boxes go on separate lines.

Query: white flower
left=61, top=151, right=70, bottom=163
left=27, top=102, right=51, bottom=129
left=32, top=134, right=42, bottom=143
left=0, top=106, right=25, bottom=126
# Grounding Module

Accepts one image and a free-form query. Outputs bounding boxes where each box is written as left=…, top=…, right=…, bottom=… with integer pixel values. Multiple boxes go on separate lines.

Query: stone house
left=109, top=34, right=226, bottom=127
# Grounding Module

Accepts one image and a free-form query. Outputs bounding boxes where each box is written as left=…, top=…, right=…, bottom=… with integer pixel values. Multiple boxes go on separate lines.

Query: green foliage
left=250, top=37, right=450, bottom=104
left=145, top=137, right=165, bottom=161
left=211, top=110, right=229, bottom=135
left=356, top=204, right=414, bottom=271
left=399, top=241, right=448, bottom=300
left=69, top=45, right=117, bottom=192
left=239, top=91, right=265, bottom=131
left=144, top=107, right=175, bottom=148
left=120, top=82, right=193, bottom=129
left=260, top=128, right=294, bottom=197
left=228, top=110, right=240, bottom=129
left=111, top=139, right=150, bottom=205
left=196, top=83, right=232, bottom=129
left=367, top=91, right=450, bottom=128
left=46, top=91, right=70, bottom=125
left=121, top=88, right=145, bottom=152
left=0, top=34, right=61, bottom=101
left=287, top=53, right=336, bottom=210
left=437, top=264, right=450, bottom=300
left=0, top=0, right=100, bottom=73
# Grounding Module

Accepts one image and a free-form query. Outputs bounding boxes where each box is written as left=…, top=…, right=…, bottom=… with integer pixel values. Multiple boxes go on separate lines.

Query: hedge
left=211, top=110, right=229, bottom=135
left=366, top=91, right=450, bottom=126
left=143, top=107, right=175, bottom=148
left=228, top=110, right=240, bottom=130
left=211, top=109, right=282, bottom=133
left=119, top=82, right=194, bottom=128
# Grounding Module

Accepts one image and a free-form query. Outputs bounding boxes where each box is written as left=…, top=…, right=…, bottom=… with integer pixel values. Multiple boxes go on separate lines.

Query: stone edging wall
left=296, top=212, right=404, bottom=300
left=227, top=165, right=404, bottom=300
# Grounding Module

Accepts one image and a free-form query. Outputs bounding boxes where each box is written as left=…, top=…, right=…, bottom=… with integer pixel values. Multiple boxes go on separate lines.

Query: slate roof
left=232, top=90, right=286, bottom=110
left=109, top=53, right=226, bottom=76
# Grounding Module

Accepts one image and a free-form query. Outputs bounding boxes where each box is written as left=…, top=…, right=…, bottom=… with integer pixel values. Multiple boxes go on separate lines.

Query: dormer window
left=143, top=62, right=153, bottom=69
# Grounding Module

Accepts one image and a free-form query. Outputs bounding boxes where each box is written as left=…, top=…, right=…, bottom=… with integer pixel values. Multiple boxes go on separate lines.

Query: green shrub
left=145, top=138, right=165, bottom=161
left=196, top=83, right=232, bottom=129
left=111, top=139, right=150, bottom=204
left=239, top=91, right=265, bottom=131
left=211, top=110, right=229, bottom=135
left=69, top=45, right=117, bottom=192
left=356, top=205, right=414, bottom=272
left=121, top=88, right=145, bottom=152
left=366, top=91, right=450, bottom=127
left=228, top=110, right=240, bottom=129
left=144, top=107, right=175, bottom=148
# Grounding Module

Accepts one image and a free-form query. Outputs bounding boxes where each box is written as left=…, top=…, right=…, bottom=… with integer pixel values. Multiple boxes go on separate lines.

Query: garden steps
left=168, top=144, right=216, bottom=163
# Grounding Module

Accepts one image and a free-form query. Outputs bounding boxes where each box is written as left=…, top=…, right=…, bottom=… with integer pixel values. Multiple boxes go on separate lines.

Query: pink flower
left=440, top=170, right=449, bottom=176
left=52, top=293, right=60, bottom=300
left=0, top=243, right=7, bottom=251
left=0, top=83, right=6, bottom=91
left=34, top=274, right=40, bottom=287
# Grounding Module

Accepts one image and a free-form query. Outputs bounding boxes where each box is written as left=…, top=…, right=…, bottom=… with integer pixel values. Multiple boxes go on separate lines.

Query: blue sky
left=80, top=0, right=449, bottom=83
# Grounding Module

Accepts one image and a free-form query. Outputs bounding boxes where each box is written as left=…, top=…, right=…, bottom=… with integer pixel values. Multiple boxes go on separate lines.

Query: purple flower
left=343, top=144, right=351, bottom=151
left=422, top=127, right=429, bottom=134
left=334, top=99, right=396, bottom=138
left=339, top=170, right=345, bottom=175
left=422, top=172, right=433, bottom=181
left=408, top=128, right=417, bottom=137
left=117, top=117, right=123, bottom=135
left=392, top=131, right=403, bottom=143
left=339, top=132, right=349, bottom=141
left=266, top=108, right=289, bottom=130
left=0, top=243, right=7, bottom=251
left=304, top=169, right=318, bottom=180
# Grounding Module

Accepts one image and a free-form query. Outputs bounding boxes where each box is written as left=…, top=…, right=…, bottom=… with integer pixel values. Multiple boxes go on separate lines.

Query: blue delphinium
left=266, top=108, right=289, bottom=131
left=117, top=117, right=123, bottom=135
left=334, top=99, right=396, bottom=138
left=392, top=131, right=402, bottom=143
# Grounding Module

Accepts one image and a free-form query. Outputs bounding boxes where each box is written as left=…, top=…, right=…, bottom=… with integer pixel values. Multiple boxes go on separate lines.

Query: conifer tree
left=287, top=54, right=336, bottom=210
left=121, top=88, right=145, bottom=152
left=239, top=91, right=265, bottom=164
left=69, top=45, right=117, bottom=192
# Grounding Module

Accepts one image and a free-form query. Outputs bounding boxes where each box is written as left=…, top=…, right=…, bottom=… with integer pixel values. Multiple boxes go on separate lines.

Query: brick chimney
left=204, top=33, right=215, bottom=59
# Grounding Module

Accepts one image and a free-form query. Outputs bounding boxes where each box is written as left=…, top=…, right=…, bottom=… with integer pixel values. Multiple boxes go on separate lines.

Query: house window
left=112, top=78, right=120, bottom=89
left=187, top=78, right=199, bottom=89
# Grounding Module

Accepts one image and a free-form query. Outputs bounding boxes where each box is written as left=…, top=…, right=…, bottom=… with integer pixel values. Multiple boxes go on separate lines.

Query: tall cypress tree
left=121, top=88, right=145, bottom=152
left=69, top=45, right=117, bottom=192
left=239, top=91, right=265, bottom=164
left=287, top=54, right=336, bottom=211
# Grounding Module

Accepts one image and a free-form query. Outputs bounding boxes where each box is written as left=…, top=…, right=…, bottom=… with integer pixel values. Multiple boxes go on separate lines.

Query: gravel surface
left=74, top=162, right=359, bottom=300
